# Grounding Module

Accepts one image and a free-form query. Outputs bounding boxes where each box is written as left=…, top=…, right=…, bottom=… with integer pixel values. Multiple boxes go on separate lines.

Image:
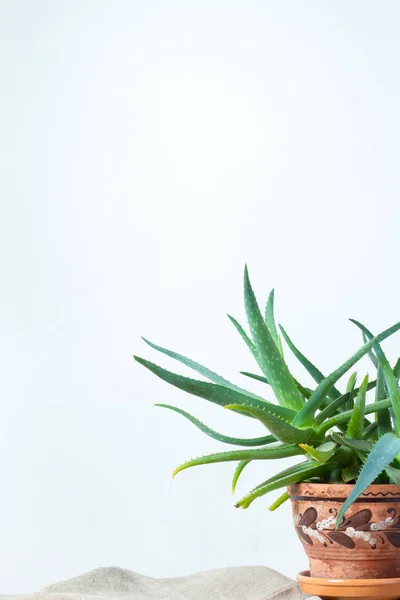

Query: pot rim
left=289, top=483, right=400, bottom=489
left=288, top=482, right=400, bottom=499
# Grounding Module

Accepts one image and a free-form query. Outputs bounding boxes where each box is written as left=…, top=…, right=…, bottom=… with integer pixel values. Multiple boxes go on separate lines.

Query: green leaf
left=347, top=375, right=369, bottom=439
left=385, top=464, right=400, bottom=485
left=268, top=491, right=289, bottom=511
left=236, top=461, right=334, bottom=508
left=345, top=372, right=357, bottom=411
left=336, top=433, right=400, bottom=526
left=232, top=460, right=250, bottom=494
left=252, top=459, right=316, bottom=492
left=225, top=404, right=313, bottom=444
left=346, top=372, right=358, bottom=392
left=362, top=332, right=378, bottom=369
left=362, top=421, right=378, bottom=439
left=331, top=432, right=372, bottom=452
left=341, top=465, right=360, bottom=483
left=142, top=337, right=257, bottom=397
left=241, top=460, right=323, bottom=501
left=155, top=404, right=276, bottom=447
left=315, top=392, right=356, bottom=426
left=240, top=371, right=312, bottom=399
left=243, top=267, right=304, bottom=411
left=228, top=315, right=263, bottom=371
left=316, top=398, right=392, bottom=435
left=299, top=441, right=337, bottom=462
left=172, top=444, right=305, bottom=478
left=294, top=320, right=400, bottom=427
left=293, top=380, right=313, bottom=399
left=315, top=374, right=374, bottom=428
left=279, top=325, right=341, bottom=400
left=350, top=320, right=400, bottom=436
left=265, top=289, right=283, bottom=355
left=134, top=357, right=296, bottom=420
left=240, top=371, right=269, bottom=384
left=376, top=366, right=392, bottom=435
left=394, top=358, right=400, bottom=379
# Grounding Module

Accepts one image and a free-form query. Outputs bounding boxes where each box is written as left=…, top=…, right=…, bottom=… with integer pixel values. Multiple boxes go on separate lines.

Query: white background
left=2, top=0, right=400, bottom=593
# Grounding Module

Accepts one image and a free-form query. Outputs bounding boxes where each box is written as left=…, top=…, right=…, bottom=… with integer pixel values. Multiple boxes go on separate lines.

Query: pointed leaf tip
left=225, top=404, right=313, bottom=444
left=349, top=319, right=400, bottom=436
left=295, top=320, right=400, bottom=427
left=265, top=288, right=283, bottom=355
left=156, top=403, right=276, bottom=447
left=232, top=460, right=251, bottom=494
left=243, top=271, right=303, bottom=411
left=268, top=491, right=290, bottom=511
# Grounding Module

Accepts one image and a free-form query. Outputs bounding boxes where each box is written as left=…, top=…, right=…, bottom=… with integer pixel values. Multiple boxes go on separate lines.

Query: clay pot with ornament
left=135, top=267, right=400, bottom=596
left=288, top=482, right=400, bottom=580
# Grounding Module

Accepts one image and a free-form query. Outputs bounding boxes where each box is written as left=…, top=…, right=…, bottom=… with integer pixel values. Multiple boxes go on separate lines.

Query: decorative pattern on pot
left=288, top=483, right=400, bottom=579
left=294, top=507, right=400, bottom=549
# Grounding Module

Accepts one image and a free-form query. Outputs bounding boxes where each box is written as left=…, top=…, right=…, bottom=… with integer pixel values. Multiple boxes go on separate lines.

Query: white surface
left=0, top=566, right=314, bottom=600
left=1, top=0, right=400, bottom=594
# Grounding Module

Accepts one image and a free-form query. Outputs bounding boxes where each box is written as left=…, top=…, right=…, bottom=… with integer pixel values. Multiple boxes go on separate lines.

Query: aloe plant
left=134, top=266, right=400, bottom=516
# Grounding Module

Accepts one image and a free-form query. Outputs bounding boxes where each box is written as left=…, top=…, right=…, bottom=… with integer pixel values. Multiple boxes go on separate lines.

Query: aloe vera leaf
left=268, top=491, right=289, bottom=511
left=316, top=398, right=392, bottom=435
left=314, top=375, right=358, bottom=429
left=265, top=289, right=283, bottom=355
left=315, top=393, right=355, bottom=425
left=236, top=462, right=334, bottom=508
left=342, top=465, right=360, bottom=483
left=343, top=372, right=370, bottom=434
left=394, top=358, right=400, bottom=379
left=350, top=320, right=400, bottom=436
left=385, top=464, right=400, bottom=485
left=155, top=404, right=276, bottom=447
left=336, top=433, right=400, bottom=526
left=362, top=331, right=379, bottom=369
left=232, top=460, right=250, bottom=494
left=228, top=315, right=263, bottom=369
left=345, top=371, right=357, bottom=412
left=376, top=365, right=392, bottom=435
left=293, top=320, right=400, bottom=428
left=243, top=267, right=304, bottom=411
left=245, top=459, right=329, bottom=495
left=347, top=375, right=369, bottom=439
left=134, top=357, right=297, bottom=420
left=225, top=404, right=314, bottom=444
left=346, top=372, right=358, bottom=391
left=142, top=337, right=257, bottom=397
left=172, top=444, right=305, bottom=478
left=362, top=421, right=378, bottom=439
left=315, top=377, right=378, bottom=427
left=293, top=380, right=313, bottom=399
left=252, top=459, right=318, bottom=492
left=299, top=441, right=337, bottom=462
left=330, top=432, right=372, bottom=452
left=392, top=408, right=399, bottom=437
left=240, top=371, right=269, bottom=384
left=240, top=371, right=312, bottom=399
left=279, top=325, right=341, bottom=400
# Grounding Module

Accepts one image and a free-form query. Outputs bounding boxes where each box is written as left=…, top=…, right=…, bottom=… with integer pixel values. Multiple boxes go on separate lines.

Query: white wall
left=2, top=0, right=400, bottom=593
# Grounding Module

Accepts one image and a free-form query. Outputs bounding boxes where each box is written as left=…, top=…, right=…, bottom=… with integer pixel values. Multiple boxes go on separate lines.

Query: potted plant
left=135, top=266, right=400, bottom=588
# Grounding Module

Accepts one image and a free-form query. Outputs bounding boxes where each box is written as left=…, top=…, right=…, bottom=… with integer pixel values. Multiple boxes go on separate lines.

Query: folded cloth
left=0, top=566, right=320, bottom=600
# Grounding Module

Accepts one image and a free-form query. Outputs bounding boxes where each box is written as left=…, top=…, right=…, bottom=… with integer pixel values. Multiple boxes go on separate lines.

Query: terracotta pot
left=288, top=483, right=400, bottom=579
